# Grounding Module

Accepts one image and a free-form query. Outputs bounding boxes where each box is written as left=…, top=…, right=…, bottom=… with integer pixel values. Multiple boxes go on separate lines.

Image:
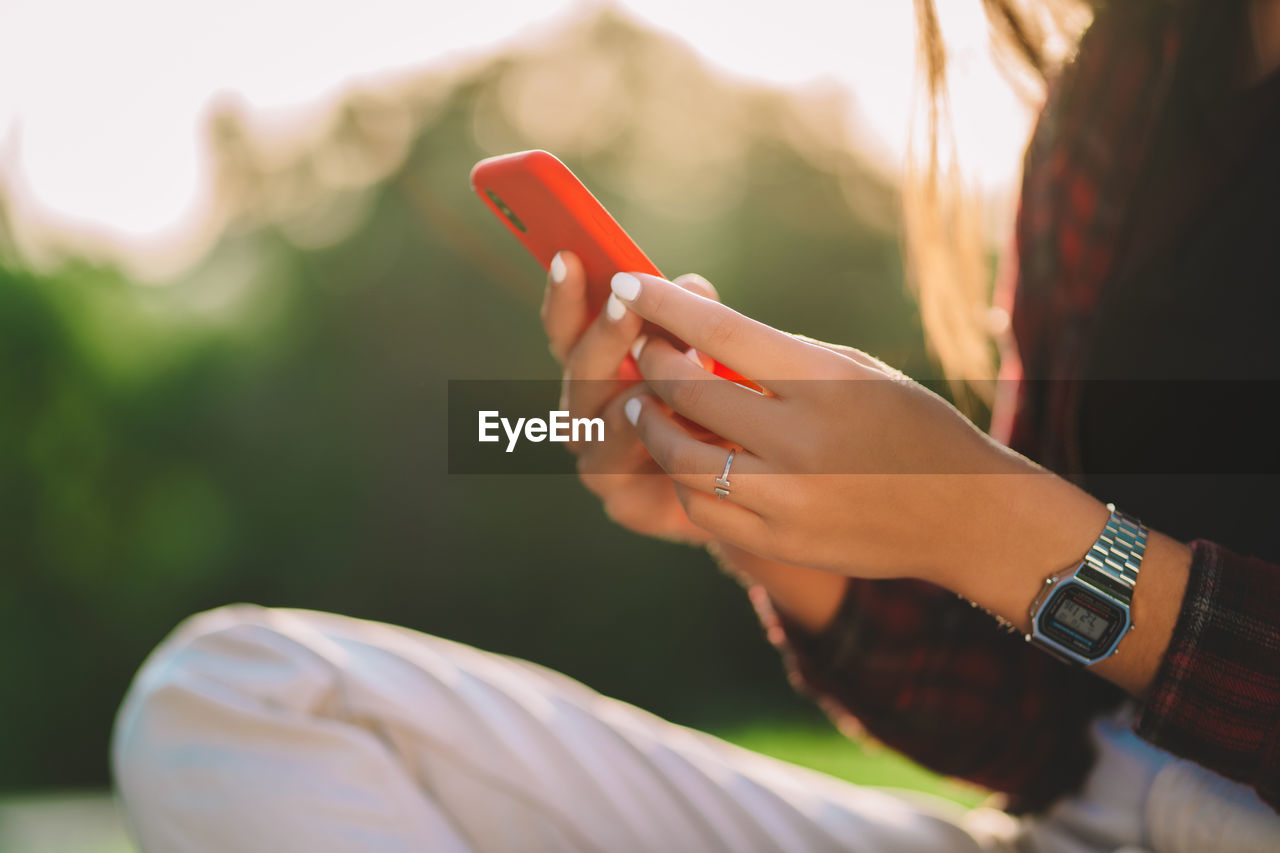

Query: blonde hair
left=905, top=0, right=1094, bottom=396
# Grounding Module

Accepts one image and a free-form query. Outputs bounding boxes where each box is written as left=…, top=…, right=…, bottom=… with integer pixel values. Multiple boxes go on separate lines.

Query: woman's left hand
left=612, top=271, right=1107, bottom=588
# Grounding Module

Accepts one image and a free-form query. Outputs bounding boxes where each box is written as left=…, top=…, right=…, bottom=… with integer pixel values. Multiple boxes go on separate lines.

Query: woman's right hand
left=541, top=251, right=715, bottom=545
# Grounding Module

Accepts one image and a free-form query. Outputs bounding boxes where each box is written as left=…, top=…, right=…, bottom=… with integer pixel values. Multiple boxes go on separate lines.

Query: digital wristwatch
left=1026, top=504, right=1147, bottom=666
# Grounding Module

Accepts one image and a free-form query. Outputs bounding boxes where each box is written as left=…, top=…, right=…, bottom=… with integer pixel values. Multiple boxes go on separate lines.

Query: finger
left=562, top=275, right=717, bottom=424
left=625, top=395, right=770, bottom=511
left=790, top=333, right=899, bottom=377
left=671, top=272, right=719, bottom=303
left=672, top=482, right=771, bottom=551
left=602, top=476, right=710, bottom=542
left=668, top=273, right=719, bottom=368
left=572, top=387, right=654, bottom=470
left=561, top=295, right=645, bottom=423
left=578, top=445, right=662, bottom=490
left=541, top=251, right=589, bottom=365
left=610, top=271, right=824, bottom=384
left=633, top=337, right=779, bottom=453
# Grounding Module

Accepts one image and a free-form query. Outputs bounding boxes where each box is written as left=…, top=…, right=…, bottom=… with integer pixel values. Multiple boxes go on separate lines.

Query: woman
left=113, top=0, right=1280, bottom=850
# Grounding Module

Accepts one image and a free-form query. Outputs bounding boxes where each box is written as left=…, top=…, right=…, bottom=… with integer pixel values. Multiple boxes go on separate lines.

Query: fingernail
left=605, top=293, right=627, bottom=322
left=611, top=272, right=641, bottom=302
left=550, top=252, right=567, bottom=284
left=630, top=335, right=648, bottom=361
left=624, top=397, right=643, bottom=426
left=684, top=347, right=702, bottom=367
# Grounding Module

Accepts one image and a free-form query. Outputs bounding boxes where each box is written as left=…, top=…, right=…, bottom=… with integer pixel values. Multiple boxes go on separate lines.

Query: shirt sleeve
left=1135, top=539, right=1280, bottom=811
left=750, top=579, right=1126, bottom=814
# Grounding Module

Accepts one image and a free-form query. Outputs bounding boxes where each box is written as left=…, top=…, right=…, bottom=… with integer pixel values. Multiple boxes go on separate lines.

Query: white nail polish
left=624, top=397, right=642, bottom=426
left=550, top=252, right=567, bottom=284
left=605, top=293, right=627, bottom=322
left=630, top=335, right=648, bottom=361
left=611, top=272, right=641, bottom=302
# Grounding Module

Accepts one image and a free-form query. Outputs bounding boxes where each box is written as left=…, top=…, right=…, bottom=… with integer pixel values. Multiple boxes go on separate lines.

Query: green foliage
left=0, top=10, right=937, bottom=792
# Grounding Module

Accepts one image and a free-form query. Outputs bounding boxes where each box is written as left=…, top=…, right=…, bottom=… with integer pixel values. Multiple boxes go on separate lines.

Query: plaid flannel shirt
left=756, top=2, right=1280, bottom=815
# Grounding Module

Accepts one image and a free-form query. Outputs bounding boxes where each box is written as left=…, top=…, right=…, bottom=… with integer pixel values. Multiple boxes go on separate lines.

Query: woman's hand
left=540, top=251, right=718, bottom=544
left=543, top=254, right=851, bottom=633
left=612, top=270, right=1111, bottom=591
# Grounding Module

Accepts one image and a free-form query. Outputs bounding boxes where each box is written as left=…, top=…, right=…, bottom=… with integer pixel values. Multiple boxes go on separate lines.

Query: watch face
left=1036, top=581, right=1127, bottom=661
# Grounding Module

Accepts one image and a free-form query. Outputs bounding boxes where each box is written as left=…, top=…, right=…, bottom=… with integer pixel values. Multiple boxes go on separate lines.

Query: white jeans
left=111, top=605, right=1279, bottom=852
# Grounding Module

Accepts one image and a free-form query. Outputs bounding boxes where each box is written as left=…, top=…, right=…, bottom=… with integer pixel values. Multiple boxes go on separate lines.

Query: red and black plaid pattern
left=757, top=2, right=1280, bottom=815
left=1137, top=541, right=1280, bottom=810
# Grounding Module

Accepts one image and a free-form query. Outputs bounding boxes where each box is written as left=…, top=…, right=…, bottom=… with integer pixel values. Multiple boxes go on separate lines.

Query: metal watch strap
left=1076, top=503, right=1147, bottom=606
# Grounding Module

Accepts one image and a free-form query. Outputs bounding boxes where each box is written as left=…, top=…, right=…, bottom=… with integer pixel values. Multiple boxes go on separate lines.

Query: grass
left=708, top=717, right=990, bottom=808
left=0, top=790, right=136, bottom=853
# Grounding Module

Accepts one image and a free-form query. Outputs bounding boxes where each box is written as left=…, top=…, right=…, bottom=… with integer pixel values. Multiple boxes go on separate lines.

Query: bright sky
left=0, top=0, right=1034, bottom=276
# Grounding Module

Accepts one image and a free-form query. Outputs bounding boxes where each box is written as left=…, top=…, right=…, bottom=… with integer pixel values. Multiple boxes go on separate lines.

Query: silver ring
left=714, top=449, right=736, bottom=500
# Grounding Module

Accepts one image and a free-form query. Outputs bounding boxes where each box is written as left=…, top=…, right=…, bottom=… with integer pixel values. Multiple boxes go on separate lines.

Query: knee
left=110, top=604, right=284, bottom=795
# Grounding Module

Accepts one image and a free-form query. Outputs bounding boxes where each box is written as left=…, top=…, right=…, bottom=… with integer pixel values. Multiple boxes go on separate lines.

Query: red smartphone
left=470, top=149, right=659, bottom=324
left=470, top=150, right=757, bottom=389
